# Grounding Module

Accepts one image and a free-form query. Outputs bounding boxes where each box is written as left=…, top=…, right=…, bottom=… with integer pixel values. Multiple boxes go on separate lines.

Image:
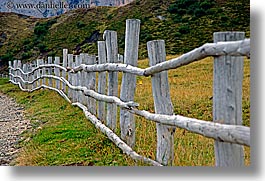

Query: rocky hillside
left=0, top=0, right=250, bottom=73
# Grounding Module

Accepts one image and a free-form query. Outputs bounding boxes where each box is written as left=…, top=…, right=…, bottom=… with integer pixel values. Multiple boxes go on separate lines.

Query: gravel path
left=0, top=93, right=31, bottom=166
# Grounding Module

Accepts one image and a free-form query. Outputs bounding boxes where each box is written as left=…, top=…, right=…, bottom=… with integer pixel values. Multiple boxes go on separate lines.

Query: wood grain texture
left=120, top=19, right=140, bottom=148
left=104, top=30, right=119, bottom=131
left=9, top=72, right=250, bottom=147
left=67, top=54, right=73, bottom=100
left=62, top=49, right=68, bottom=92
left=97, top=41, right=107, bottom=122
left=147, top=40, right=175, bottom=166
left=213, top=32, right=245, bottom=167
left=47, top=57, right=53, bottom=87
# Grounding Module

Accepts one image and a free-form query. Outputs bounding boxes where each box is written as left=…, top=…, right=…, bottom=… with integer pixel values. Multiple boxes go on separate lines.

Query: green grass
left=0, top=79, right=138, bottom=166
left=0, top=55, right=250, bottom=166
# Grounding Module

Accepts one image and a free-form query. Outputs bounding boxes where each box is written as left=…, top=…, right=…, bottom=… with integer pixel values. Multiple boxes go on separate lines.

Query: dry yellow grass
left=0, top=54, right=250, bottom=166
left=130, top=55, right=250, bottom=166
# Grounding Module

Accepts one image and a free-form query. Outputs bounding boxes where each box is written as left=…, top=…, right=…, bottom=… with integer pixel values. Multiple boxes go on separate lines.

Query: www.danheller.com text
left=6, top=1, right=91, bottom=10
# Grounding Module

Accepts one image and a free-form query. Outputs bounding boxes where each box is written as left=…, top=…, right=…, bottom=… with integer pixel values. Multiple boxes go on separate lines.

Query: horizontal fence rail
left=8, top=71, right=250, bottom=147
left=8, top=19, right=250, bottom=166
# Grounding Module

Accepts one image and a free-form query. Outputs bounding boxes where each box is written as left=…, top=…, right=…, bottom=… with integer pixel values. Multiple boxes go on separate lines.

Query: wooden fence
left=0, top=74, right=8, bottom=78
left=8, top=19, right=251, bottom=166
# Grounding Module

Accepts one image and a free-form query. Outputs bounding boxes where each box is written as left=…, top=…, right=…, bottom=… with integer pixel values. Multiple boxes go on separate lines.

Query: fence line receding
left=7, top=19, right=250, bottom=166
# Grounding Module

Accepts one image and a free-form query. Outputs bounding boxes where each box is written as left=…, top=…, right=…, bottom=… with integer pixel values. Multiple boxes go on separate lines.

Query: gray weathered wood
left=79, top=53, right=87, bottom=106
left=67, top=39, right=249, bottom=78
left=40, top=59, right=44, bottom=86
left=76, top=55, right=83, bottom=103
left=42, top=60, right=47, bottom=86
left=9, top=61, right=17, bottom=84
left=32, top=61, right=37, bottom=88
left=97, top=41, right=107, bottom=122
left=67, top=54, right=73, bottom=100
left=9, top=67, right=250, bottom=147
left=62, top=49, right=68, bottom=92
left=213, top=31, right=245, bottom=167
left=147, top=40, right=175, bottom=166
left=36, top=59, right=42, bottom=87
left=22, top=64, right=27, bottom=89
left=47, top=57, right=53, bottom=87
left=144, top=39, right=250, bottom=76
left=10, top=76, right=71, bottom=103
left=69, top=62, right=144, bottom=76
left=72, top=61, right=77, bottom=103
left=28, top=63, right=33, bottom=90
left=104, top=30, right=119, bottom=131
left=97, top=41, right=107, bottom=121
left=87, top=55, right=97, bottom=115
left=120, top=19, right=141, bottom=148
left=27, top=63, right=31, bottom=89
left=75, top=55, right=81, bottom=103
left=13, top=61, right=16, bottom=82
left=8, top=61, right=12, bottom=81
left=17, top=60, right=22, bottom=85
left=73, top=102, right=162, bottom=166
left=54, top=57, right=60, bottom=90
left=118, top=54, right=124, bottom=63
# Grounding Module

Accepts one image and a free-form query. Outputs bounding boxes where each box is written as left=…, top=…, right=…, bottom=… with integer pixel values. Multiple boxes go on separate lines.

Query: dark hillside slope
left=0, top=0, right=249, bottom=71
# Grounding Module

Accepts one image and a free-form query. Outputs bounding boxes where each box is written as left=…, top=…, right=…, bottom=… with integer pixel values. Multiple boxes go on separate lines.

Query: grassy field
left=0, top=55, right=250, bottom=166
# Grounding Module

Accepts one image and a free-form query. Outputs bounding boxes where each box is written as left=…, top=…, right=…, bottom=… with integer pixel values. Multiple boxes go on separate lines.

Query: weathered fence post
left=32, top=61, right=37, bottom=88
left=36, top=59, right=41, bottom=87
left=54, top=57, right=60, bottom=90
left=62, top=49, right=68, bottom=92
left=87, top=55, right=97, bottom=115
left=47, top=57, right=53, bottom=87
left=42, top=60, right=47, bottom=86
left=22, top=64, right=27, bottom=89
left=97, top=41, right=107, bottom=122
left=79, top=53, right=87, bottom=106
left=13, top=60, right=18, bottom=84
left=104, top=30, right=119, bottom=131
left=13, top=60, right=16, bottom=83
left=79, top=53, right=86, bottom=106
left=67, top=54, right=73, bottom=100
left=28, top=63, right=33, bottom=90
left=17, top=60, right=22, bottom=86
left=8, top=61, right=12, bottom=81
left=213, top=31, right=245, bottom=166
left=40, top=59, right=44, bottom=87
left=72, top=60, right=77, bottom=103
left=147, top=40, right=175, bottom=166
left=76, top=55, right=83, bottom=103
left=120, top=19, right=141, bottom=148
left=17, top=60, right=22, bottom=87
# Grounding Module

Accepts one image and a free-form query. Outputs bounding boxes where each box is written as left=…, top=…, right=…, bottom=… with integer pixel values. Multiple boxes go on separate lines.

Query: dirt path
left=0, top=93, right=31, bottom=166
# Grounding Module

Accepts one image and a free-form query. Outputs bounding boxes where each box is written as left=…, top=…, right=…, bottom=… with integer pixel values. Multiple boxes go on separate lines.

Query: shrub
left=34, top=25, right=48, bottom=36
left=168, top=0, right=216, bottom=18
left=34, top=19, right=57, bottom=36
left=22, top=38, right=31, bottom=45
left=37, top=43, right=48, bottom=53
left=76, top=21, right=86, bottom=28
left=21, top=51, right=32, bottom=60
left=178, top=24, right=190, bottom=34
left=194, top=8, right=206, bottom=18
left=1, top=53, right=14, bottom=64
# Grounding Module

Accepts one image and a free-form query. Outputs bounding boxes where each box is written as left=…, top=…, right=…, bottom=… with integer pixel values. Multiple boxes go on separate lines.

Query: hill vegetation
left=0, top=0, right=249, bottom=72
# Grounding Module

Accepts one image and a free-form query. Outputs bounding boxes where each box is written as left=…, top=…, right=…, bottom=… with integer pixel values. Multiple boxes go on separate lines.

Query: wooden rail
left=8, top=19, right=250, bottom=166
